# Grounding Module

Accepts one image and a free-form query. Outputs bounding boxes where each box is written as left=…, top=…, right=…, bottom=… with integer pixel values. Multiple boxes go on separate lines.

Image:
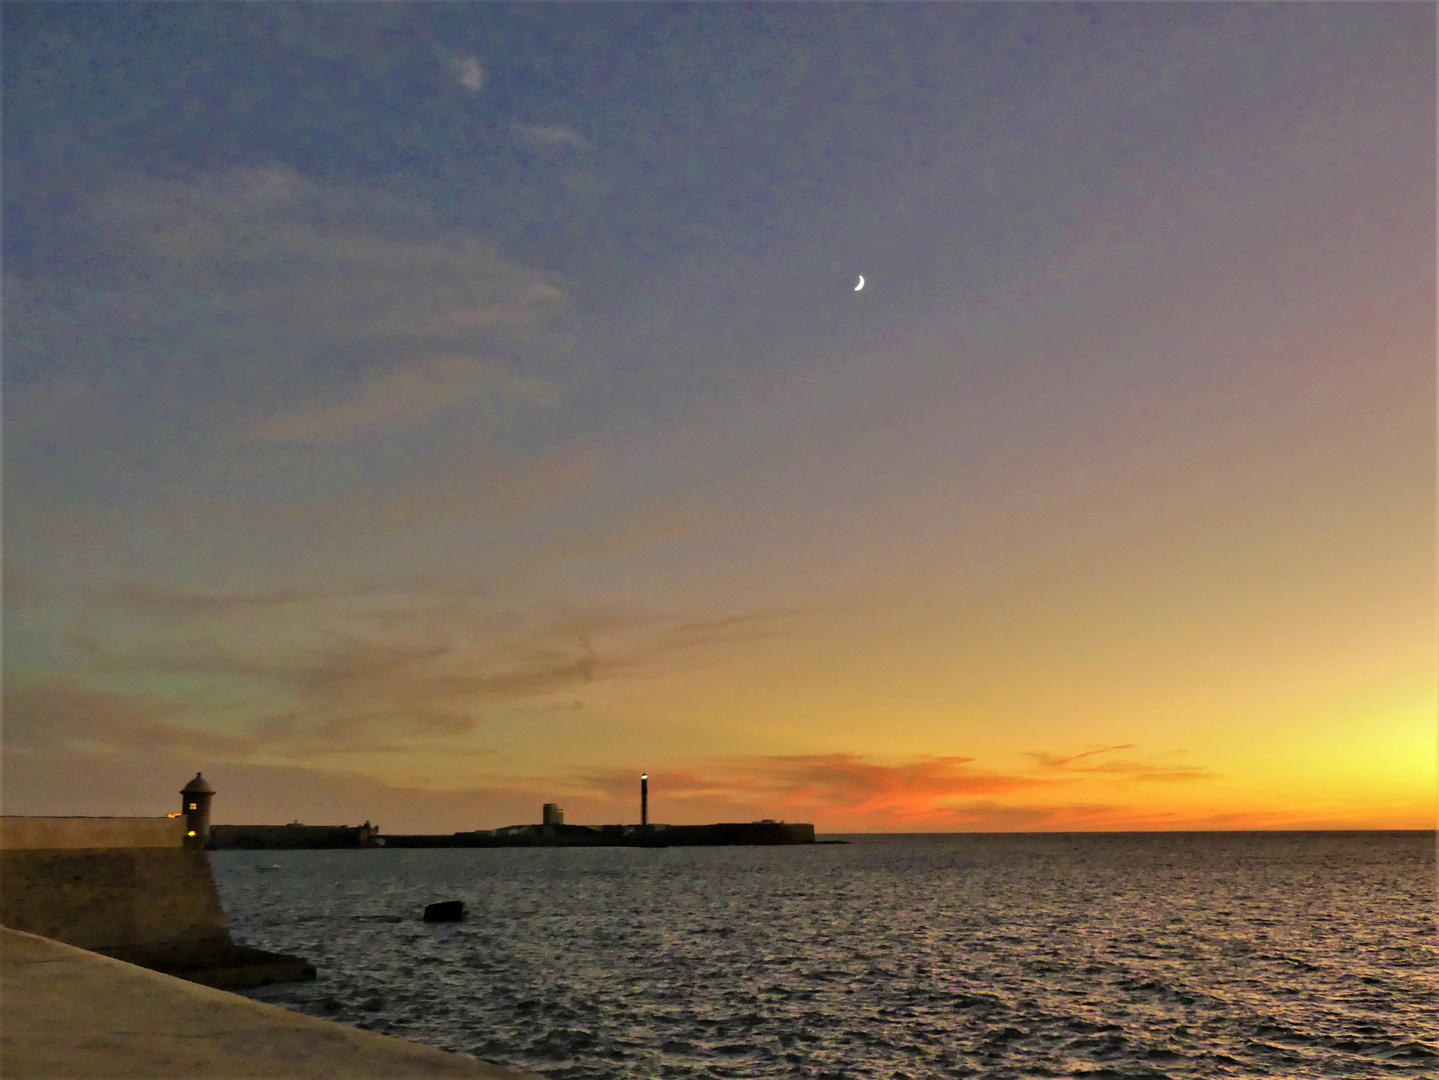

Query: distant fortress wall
left=0, top=816, right=230, bottom=952
left=383, top=821, right=817, bottom=848
left=209, top=822, right=378, bottom=850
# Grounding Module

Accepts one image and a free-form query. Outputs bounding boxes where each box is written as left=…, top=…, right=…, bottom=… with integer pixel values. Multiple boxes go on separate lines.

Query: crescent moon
left=854, top=275, right=865, bottom=291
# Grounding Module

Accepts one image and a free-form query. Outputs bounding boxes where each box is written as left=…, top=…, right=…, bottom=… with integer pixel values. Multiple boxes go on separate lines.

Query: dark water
left=215, top=832, right=1437, bottom=1079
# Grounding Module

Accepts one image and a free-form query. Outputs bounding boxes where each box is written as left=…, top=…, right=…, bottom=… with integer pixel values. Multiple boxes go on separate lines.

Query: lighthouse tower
left=181, top=772, right=215, bottom=849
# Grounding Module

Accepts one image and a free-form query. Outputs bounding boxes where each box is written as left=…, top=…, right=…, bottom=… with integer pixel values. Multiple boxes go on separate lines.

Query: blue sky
left=4, top=4, right=1433, bottom=830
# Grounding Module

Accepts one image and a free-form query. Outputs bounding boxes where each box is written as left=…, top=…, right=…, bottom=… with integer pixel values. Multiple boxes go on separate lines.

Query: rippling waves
left=216, top=831, right=1437, bottom=1079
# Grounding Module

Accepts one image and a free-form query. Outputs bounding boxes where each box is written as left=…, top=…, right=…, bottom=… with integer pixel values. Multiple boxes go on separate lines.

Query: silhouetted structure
left=200, top=771, right=812, bottom=850
left=208, top=821, right=379, bottom=850
left=382, top=821, right=815, bottom=848
left=181, top=773, right=215, bottom=849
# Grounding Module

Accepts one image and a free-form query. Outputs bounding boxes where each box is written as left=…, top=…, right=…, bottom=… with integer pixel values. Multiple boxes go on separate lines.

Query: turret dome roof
left=181, top=772, right=215, bottom=795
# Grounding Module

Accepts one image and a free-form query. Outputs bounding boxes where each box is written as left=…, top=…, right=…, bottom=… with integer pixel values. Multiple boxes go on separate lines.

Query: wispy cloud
left=577, top=754, right=1050, bottom=827
left=760, top=754, right=1038, bottom=814
left=1029, top=744, right=1137, bottom=769
left=570, top=747, right=1220, bottom=831
left=4, top=679, right=261, bottom=762
left=1026, top=744, right=1211, bottom=783
left=446, top=53, right=485, bottom=93
left=249, top=356, right=554, bottom=442
left=7, top=166, right=570, bottom=463
left=16, top=166, right=564, bottom=360
left=64, top=582, right=791, bottom=767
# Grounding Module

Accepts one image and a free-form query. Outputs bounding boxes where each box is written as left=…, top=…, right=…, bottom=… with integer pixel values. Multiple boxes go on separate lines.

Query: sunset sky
left=4, top=4, right=1434, bottom=833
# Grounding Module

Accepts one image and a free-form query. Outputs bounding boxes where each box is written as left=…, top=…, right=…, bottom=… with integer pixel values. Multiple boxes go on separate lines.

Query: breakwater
left=211, top=822, right=378, bottom=850
left=387, top=821, right=816, bottom=848
left=219, top=821, right=816, bottom=849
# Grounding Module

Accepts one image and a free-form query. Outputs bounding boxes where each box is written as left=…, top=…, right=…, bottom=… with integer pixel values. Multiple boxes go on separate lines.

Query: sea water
left=215, top=831, right=1437, bottom=1079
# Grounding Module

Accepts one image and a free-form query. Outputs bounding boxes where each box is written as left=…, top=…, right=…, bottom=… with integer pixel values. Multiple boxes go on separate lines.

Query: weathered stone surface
left=0, top=828, right=314, bottom=990
left=0, top=848, right=229, bottom=951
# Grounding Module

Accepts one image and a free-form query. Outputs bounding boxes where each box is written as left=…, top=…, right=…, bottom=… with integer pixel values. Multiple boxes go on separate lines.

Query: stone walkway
left=1, top=927, right=538, bottom=1079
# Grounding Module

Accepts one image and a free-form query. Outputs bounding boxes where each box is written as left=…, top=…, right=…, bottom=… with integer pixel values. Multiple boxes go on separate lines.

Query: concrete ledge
left=1, top=927, right=539, bottom=1079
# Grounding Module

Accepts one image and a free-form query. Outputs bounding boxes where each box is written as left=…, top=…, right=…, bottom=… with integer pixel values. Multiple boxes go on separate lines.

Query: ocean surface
left=215, top=832, right=1437, bottom=1079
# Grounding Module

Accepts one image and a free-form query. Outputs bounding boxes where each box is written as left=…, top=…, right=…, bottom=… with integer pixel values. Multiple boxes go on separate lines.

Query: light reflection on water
left=215, top=832, right=1437, bottom=1079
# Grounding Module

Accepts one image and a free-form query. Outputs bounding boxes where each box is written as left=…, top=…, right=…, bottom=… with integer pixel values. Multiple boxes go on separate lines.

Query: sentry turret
left=181, top=773, right=215, bottom=849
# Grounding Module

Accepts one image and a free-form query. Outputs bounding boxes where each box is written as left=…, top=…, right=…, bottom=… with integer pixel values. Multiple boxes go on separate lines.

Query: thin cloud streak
left=574, top=749, right=1221, bottom=831
left=580, top=754, right=1049, bottom=821
left=5, top=679, right=262, bottom=761
left=249, top=356, right=555, bottom=442
left=1027, top=745, right=1210, bottom=783
left=1030, top=745, right=1137, bottom=768
left=58, top=583, right=793, bottom=767
left=9, top=166, right=566, bottom=402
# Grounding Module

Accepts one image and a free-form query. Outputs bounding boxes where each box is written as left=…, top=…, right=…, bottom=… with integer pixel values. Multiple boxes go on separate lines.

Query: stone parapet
left=0, top=815, right=184, bottom=850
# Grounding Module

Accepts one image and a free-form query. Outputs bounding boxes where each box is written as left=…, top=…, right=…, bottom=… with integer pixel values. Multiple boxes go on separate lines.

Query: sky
left=4, top=4, right=1434, bottom=833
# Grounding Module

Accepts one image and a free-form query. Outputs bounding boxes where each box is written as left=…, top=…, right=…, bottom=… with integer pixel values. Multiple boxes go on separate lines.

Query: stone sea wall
left=0, top=847, right=230, bottom=952
left=0, top=814, right=311, bottom=989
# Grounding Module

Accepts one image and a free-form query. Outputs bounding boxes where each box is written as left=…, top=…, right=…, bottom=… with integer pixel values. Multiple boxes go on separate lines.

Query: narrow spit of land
left=0, top=927, right=538, bottom=1079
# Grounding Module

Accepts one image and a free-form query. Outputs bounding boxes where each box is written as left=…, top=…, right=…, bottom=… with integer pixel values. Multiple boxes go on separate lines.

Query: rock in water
left=423, top=900, right=465, bottom=922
